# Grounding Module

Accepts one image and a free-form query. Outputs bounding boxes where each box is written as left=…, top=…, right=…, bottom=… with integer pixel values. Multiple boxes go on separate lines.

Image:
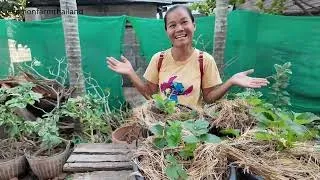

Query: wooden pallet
left=63, top=143, right=136, bottom=172
left=70, top=171, right=136, bottom=180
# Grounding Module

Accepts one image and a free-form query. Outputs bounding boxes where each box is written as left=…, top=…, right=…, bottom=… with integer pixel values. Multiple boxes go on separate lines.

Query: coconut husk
left=203, top=99, right=255, bottom=133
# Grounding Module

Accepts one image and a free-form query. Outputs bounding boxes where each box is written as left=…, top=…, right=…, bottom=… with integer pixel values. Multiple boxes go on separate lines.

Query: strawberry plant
left=247, top=95, right=320, bottom=150
left=152, top=94, right=176, bottom=115
left=150, top=119, right=221, bottom=179
left=165, top=154, right=188, bottom=180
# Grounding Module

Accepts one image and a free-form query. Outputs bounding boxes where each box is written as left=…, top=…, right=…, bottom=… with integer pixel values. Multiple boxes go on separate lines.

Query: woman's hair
left=164, top=5, right=195, bottom=30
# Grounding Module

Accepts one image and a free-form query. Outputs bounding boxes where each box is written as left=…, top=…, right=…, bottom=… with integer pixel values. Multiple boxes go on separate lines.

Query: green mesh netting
left=0, top=15, right=126, bottom=109
left=128, top=10, right=320, bottom=113
left=0, top=20, right=10, bottom=78
left=127, top=15, right=215, bottom=62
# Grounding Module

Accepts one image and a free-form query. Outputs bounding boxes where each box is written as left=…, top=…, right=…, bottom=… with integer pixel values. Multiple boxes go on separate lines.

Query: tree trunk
left=214, top=0, right=228, bottom=76
left=59, top=0, right=85, bottom=97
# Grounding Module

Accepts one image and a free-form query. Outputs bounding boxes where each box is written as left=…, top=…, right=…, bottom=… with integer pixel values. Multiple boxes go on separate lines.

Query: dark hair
left=164, top=5, right=195, bottom=30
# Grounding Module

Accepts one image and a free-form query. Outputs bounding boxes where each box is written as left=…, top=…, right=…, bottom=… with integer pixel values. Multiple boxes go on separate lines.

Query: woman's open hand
left=230, top=69, right=269, bottom=88
left=106, top=55, right=134, bottom=75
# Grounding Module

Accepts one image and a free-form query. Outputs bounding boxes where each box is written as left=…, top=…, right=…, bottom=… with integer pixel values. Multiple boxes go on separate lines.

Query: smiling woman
left=106, top=5, right=269, bottom=110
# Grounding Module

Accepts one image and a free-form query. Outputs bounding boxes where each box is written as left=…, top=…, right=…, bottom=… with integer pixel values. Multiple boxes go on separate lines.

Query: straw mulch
left=133, top=132, right=320, bottom=180
left=203, top=99, right=256, bottom=133
left=133, top=137, right=230, bottom=180
left=128, top=99, right=320, bottom=180
left=225, top=132, right=320, bottom=180
left=132, top=100, right=200, bottom=129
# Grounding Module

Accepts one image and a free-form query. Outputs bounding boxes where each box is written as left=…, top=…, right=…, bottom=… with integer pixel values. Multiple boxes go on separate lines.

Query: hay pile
left=203, top=99, right=256, bottom=133
left=128, top=99, right=320, bottom=180
left=133, top=138, right=229, bottom=180
left=225, top=135, right=320, bottom=180
left=132, top=100, right=199, bottom=129
left=133, top=133, right=320, bottom=180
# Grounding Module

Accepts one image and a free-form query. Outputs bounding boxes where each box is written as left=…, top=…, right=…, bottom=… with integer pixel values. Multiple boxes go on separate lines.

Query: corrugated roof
left=237, top=0, right=320, bottom=15
left=27, top=0, right=204, bottom=6
left=27, top=0, right=172, bottom=6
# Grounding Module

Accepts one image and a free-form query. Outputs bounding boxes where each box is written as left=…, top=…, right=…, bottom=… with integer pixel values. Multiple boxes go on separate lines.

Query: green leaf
left=200, top=134, right=221, bottom=143
left=285, top=119, right=308, bottom=136
left=182, top=119, right=209, bottom=136
left=220, top=128, right=240, bottom=137
left=255, top=131, right=273, bottom=141
left=177, top=166, right=188, bottom=180
left=294, top=112, right=319, bottom=125
left=166, top=130, right=182, bottom=147
left=247, top=97, right=262, bottom=106
left=150, top=124, right=164, bottom=136
left=179, top=143, right=197, bottom=159
left=194, top=119, right=209, bottom=130
left=183, top=135, right=199, bottom=144
left=165, top=166, right=179, bottom=180
left=166, top=154, right=177, bottom=164
left=165, top=154, right=188, bottom=180
left=182, top=120, right=194, bottom=131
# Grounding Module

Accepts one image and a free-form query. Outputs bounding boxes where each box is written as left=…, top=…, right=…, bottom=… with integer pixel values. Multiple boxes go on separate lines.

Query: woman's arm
left=202, top=69, right=269, bottom=103
left=127, top=71, right=158, bottom=99
left=202, top=79, right=233, bottom=103
left=107, top=55, right=158, bottom=99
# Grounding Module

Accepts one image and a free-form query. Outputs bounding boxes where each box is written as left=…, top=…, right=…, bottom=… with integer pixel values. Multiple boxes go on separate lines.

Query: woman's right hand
left=106, top=55, right=134, bottom=76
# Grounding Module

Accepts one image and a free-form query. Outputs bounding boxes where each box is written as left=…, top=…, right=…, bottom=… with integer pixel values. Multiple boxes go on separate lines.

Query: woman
left=106, top=5, right=269, bottom=109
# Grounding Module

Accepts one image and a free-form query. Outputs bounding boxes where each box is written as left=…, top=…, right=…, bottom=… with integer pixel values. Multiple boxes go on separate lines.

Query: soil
left=0, top=139, right=33, bottom=161
left=30, top=142, right=67, bottom=158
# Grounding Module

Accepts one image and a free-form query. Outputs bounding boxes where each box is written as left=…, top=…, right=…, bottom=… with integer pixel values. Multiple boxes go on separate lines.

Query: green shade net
left=127, top=15, right=215, bottom=63
left=128, top=10, right=320, bottom=113
left=0, top=15, right=126, bottom=110
left=0, top=20, right=10, bottom=78
left=224, top=10, right=320, bottom=113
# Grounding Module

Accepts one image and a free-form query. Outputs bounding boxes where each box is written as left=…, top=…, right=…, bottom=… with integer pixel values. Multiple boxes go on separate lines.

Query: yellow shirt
left=143, top=48, right=222, bottom=109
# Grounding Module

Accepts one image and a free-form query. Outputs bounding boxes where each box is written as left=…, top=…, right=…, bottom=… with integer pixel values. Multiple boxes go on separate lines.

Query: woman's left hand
left=230, top=69, right=269, bottom=88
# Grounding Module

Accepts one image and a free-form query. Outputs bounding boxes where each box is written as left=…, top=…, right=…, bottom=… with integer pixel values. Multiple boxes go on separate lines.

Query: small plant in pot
left=24, top=111, right=71, bottom=180
left=0, top=82, right=42, bottom=180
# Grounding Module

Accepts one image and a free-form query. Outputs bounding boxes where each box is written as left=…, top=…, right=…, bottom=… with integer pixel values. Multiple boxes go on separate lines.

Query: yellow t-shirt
left=143, top=48, right=222, bottom=109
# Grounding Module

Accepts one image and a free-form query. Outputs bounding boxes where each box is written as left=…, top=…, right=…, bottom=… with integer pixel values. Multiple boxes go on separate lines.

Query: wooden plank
left=73, top=143, right=135, bottom=153
left=71, top=171, right=136, bottom=180
left=67, top=154, right=131, bottom=163
left=63, top=162, right=133, bottom=172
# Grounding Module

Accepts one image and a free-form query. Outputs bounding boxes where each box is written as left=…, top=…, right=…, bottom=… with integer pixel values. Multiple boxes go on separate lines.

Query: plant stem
left=90, top=125, right=94, bottom=143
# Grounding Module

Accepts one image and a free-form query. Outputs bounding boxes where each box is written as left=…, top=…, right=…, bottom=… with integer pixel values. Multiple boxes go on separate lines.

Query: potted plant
left=59, top=94, right=113, bottom=143
left=24, top=112, right=71, bottom=180
left=0, top=82, right=42, bottom=180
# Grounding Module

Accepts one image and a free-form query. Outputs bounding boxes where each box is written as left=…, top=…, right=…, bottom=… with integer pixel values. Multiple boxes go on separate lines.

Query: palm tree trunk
left=214, top=0, right=228, bottom=76
left=59, top=0, right=85, bottom=97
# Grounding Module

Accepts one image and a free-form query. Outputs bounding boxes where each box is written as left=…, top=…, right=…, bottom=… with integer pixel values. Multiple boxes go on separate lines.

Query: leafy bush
left=60, top=94, right=112, bottom=143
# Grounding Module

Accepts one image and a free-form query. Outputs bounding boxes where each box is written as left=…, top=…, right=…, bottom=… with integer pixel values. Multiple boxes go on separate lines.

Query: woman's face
left=165, top=7, right=195, bottom=48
